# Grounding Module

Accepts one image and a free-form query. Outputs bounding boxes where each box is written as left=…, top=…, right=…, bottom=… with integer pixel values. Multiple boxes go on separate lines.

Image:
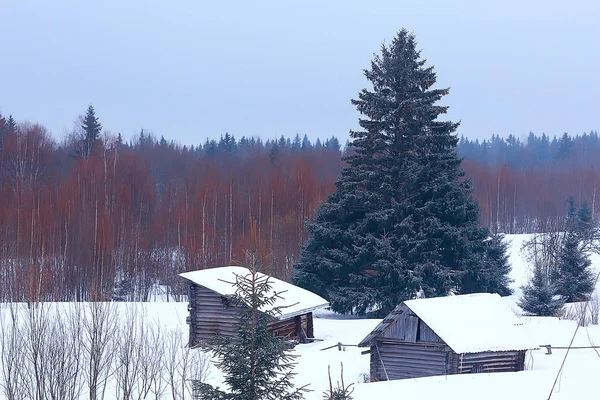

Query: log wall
left=187, top=283, right=310, bottom=346
left=455, top=350, right=526, bottom=374
left=369, top=339, right=527, bottom=381
left=370, top=339, right=451, bottom=382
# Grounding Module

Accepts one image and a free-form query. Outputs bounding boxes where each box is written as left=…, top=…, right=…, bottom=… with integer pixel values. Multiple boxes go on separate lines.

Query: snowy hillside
left=2, top=234, right=600, bottom=399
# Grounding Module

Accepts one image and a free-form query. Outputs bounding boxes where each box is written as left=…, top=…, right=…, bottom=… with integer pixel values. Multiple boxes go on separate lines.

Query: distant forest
left=0, top=110, right=598, bottom=301
left=459, top=132, right=600, bottom=233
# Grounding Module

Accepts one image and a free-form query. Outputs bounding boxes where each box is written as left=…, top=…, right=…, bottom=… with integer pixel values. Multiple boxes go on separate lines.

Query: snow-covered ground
left=2, top=234, right=600, bottom=399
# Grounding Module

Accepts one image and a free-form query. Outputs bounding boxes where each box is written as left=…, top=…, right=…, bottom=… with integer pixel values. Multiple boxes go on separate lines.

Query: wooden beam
left=307, top=312, right=314, bottom=339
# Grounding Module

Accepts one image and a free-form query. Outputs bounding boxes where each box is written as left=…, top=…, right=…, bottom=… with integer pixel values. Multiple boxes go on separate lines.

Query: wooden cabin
left=358, top=293, right=536, bottom=382
left=180, top=266, right=329, bottom=347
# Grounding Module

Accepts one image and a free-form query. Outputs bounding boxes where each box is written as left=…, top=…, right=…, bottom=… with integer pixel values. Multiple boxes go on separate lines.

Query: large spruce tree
left=294, top=29, right=510, bottom=315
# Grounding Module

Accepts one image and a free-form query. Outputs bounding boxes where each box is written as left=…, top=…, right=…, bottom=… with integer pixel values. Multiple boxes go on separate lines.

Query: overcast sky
left=1, top=0, right=598, bottom=145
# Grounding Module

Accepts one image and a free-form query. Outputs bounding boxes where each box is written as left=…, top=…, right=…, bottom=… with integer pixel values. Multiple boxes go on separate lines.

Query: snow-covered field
left=2, top=234, right=600, bottom=399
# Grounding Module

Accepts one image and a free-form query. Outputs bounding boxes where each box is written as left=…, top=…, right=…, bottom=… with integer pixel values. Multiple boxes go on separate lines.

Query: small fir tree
left=81, top=105, right=102, bottom=159
left=549, top=197, right=596, bottom=302
left=518, top=265, right=563, bottom=316
left=6, top=115, right=16, bottom=133
left=197, top=229, right=308, bottom=400
left=0, top=112, right=6, bottom=153
left=553, top=229, right=595, bottom=302
left=575, top=200, right=599, bottom=251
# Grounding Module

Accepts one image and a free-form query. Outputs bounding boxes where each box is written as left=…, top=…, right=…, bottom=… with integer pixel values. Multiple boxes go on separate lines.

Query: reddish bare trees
left=1, top=116, right=599, bottom=301
left=0, top=122, right=342, bottom=301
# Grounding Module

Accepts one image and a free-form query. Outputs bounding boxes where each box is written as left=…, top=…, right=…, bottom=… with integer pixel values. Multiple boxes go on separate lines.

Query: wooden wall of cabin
left=369, top=341, right=527, bottom=381
left=454, top=350, right=527, bottom=374
left=380, top=306, right=444, bottom=344
left=369, top=339, right=451, bottom=381
left=268, top=313, right=314, bottom=342
left=188, top=283, right=314, bottom=346
left=188, top=283, right=239, bottom=346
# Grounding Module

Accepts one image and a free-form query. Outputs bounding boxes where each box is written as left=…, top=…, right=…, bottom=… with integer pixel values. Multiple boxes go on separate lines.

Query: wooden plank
left=457, top=351, right=523, bottom=374
left=370, top=340, right=449, bottom=381
left=381, top=312, right=419, bottom=342
left=417, top=319, right=443, bottom=343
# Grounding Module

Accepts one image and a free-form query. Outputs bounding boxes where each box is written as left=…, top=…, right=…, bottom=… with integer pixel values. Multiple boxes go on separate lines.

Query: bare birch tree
left=83, top=302, right=118, bottom=400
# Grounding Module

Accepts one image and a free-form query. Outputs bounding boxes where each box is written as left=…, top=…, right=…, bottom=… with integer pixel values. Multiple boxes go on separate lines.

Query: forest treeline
left=459, top=132, right=600, bottom=233
left=0, top=109, right=598, bottom=301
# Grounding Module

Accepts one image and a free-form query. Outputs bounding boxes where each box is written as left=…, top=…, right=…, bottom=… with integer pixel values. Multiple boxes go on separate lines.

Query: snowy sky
left=1, top=0, right=598, bottom=145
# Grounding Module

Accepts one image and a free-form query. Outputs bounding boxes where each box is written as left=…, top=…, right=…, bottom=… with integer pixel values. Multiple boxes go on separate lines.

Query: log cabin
left=180, top=266, right=329, bottom=347
left=358, top=293, right=536, bottom=382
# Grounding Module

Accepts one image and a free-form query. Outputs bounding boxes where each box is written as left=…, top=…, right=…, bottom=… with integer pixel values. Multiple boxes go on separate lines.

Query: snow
left=399, top=293, right=537, bottom=353
left=179, top=266, right=330, bottom=319
left=3, top=234, right=600, bottom=399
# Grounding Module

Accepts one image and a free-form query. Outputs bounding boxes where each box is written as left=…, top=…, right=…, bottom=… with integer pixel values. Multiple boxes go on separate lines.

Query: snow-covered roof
left=359, top=293, right=537, bottom=353
left=179, top=266, right=329, bottom=320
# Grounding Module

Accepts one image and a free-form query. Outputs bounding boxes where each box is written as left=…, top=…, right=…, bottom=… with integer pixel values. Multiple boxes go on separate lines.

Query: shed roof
left=359, top=293, right=537, bottom=353
left=179, top=266, right=329, bottom=320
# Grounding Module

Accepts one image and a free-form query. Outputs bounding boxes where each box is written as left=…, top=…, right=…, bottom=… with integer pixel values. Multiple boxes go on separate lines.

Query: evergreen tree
left=7, top=115, right=16, bottom=133
left=324, top=136, right=340, bottom=152
left=278, top=135, right=287, bottom=149
left=0, top=112, right=6, bottom=153
left=462, top=233, right=513, bottom=296
left=301, top=134, right=312, bottom=150
left=218, top=132, right=237, bottom=152
left=556, top=132, right=573, bottom=161
left=519, top=265, right=563, bottom=316
left=292, top=134, right=302, bottom=151
left=197, top=245, right=308, bottom=400
left=554, top=227, right=595, bottom=302
left=295, top=29, right=508, bottom=315
left=269, top=141, right=280, bottom=165
left=204, top=138, right=218, bottom=155
left=575, top=200, right=598, bottom=250
left=81, top=105, right=102, bottom=159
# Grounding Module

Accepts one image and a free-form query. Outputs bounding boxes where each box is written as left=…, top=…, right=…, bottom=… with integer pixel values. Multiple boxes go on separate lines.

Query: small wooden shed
left=180, top=266, right=329, bottom=347
left=358, top=293, right=535, bottom=382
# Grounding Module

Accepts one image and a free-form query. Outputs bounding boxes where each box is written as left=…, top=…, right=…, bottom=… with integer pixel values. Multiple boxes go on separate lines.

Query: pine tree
left=519, top=265, right=563, bottom=316
left=81, top=105, right=102, bottom=159
left=197, top=242, right=309, bottom=399
left=295, top=29, right=509, bottom=315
